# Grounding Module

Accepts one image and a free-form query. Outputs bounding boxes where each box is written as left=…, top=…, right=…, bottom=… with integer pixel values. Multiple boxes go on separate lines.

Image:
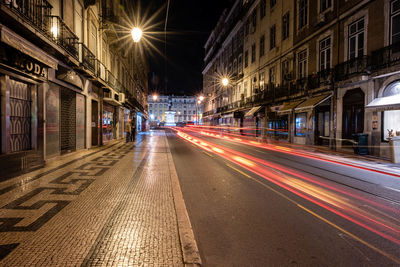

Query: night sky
left=139, top=0, right=234, bottom=95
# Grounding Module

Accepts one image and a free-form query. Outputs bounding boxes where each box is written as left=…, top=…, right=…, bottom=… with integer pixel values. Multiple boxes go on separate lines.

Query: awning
left=222, top=113, right=234, bottom=118
left=295, top=93, right=332, bottom=111
left=244, top=106, right=262, bottom=117
left=276, top=100, right=304, bottom=114
left=0, top=25, right=58, bottom=69
left=366, top=94, right=400, bottom=111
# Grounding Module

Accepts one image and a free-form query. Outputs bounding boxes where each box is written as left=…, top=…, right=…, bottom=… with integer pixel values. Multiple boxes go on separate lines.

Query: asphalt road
left=165, top=128, right=400, bottom=266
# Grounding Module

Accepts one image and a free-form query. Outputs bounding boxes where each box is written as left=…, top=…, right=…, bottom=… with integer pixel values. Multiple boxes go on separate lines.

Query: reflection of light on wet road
left=175, top=129, right=400, bottom=253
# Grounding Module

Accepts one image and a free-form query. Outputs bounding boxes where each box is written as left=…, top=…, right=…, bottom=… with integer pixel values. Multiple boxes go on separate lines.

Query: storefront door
left=91, top=100, right=99, bottom=146
left=60, top=88, right=76, bottom=153
left=8, top=78, right=31, bottom=153
left=342, top=88, right=364, bottom=143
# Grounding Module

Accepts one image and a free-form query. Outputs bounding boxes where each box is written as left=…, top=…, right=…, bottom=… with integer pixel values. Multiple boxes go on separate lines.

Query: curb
left=165, top=136, right=202, bottom=267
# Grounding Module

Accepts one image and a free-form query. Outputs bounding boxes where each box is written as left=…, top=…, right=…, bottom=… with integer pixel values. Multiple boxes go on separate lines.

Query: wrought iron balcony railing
left=95, top=58, right=106, bottom=81
left=334, top=56, right=369, bottom=81
left=48, top=16, right=79, bottom=59
left=79, top=43, right=96, bottom=73
left=2, top=0, right=52, bottom=33
left=371, top=41, right=400, bottom=70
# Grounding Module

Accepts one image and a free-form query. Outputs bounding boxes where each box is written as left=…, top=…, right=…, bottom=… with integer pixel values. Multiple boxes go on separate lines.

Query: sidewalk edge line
left=165, top=134, right=202, bottom=267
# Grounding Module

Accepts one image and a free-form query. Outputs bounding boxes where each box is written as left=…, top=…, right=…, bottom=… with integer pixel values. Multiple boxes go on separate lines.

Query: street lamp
left=131, top=27, right=143, bottom=43
left=196, top=96, right=204, bottom=125
left=152, top=94, right=158, bottom=101
left=222, top=77, right=229, bottom=87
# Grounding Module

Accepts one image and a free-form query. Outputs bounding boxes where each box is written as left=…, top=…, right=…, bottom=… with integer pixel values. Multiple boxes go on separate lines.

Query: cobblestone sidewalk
left=0, top=131, right=195, bottom=266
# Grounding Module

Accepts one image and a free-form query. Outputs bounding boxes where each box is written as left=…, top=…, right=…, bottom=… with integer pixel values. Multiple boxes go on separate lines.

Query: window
left=245, top=50, right=249, bottom=67
left=260, top=35, right=265, bottom=57
left=295, top=113, right=307, bottom=136
left=391, top=0, right=400, bottom=44
left=89, top=21, right=97, bottom=55
left=270, top=24, right=276, bottom=49
left=383, top=110, right=400, bottom=141
left=244, top=81, right=248, bottom=97
left=298, top=49, right=307, bottom=78
left=245, top=19, right=250, bottom=36
left=252, top=10, right=257, bottom=29
left=281, top=60, right=289, bottom=83
left=260, top=0, right=266, bottom=18
left=238, top=54, right=243, bottom=73
left=270, top=0, right=276, bottom=8
left=319, top=36, right=331, bottom=71
left=381, top=81, right=400, bottom=141
left=74, top=0, right=83, bottom=42
left=299, top=0, right=308, bottom=29
left=269, top=66, right=276, bottom=84
left=348, top=18, right=364, bottom=59
left=282, top=12, right=290, bottom=40
left=320, top=0, right=332, bottom=12
left=259, top=72, right=265, bottom=90
left=149, top=104, right=152, bottom=107
left=251, top=43, right=256, bottom=62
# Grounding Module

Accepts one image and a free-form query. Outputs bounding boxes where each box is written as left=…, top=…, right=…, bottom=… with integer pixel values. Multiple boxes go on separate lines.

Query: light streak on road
left=175, top=129, right=400, bottom=252
left=182, top=126, right=400, bottom=179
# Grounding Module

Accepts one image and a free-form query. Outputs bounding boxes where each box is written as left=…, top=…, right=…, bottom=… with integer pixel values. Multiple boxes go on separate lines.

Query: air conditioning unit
left=119, top=93, right=126, bottom=103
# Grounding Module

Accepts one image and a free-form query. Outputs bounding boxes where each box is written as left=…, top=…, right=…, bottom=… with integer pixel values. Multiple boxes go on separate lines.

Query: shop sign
left=0, top=45, right=47, bottom=78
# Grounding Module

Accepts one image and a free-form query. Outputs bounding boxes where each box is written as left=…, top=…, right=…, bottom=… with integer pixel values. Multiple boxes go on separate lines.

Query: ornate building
left=0, top=0, right=148, bottom=177
left=203, top=0, right=400, bottom=159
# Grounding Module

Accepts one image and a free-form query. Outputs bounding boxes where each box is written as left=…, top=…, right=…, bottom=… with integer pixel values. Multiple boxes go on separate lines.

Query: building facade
left=203, top=0, right=400, bottom=159
left=148, top=95, right=201, bottom=125
left=0, top=0, right=148, bottom=177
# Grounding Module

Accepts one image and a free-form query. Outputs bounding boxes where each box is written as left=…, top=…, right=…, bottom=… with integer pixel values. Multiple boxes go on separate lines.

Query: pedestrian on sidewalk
left=125, top=120, right=131, bottom=143
left=131, top=120, right=136, bottom=142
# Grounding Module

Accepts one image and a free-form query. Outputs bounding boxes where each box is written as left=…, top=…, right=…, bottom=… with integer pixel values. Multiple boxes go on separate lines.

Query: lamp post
left=196, top=95, right=204, bottom=125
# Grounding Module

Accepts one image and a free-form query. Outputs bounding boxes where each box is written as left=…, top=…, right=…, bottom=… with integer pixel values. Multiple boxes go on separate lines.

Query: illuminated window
left=382, top=81, right=400, bottom=141
left=295, top=113, right=307, bottom=136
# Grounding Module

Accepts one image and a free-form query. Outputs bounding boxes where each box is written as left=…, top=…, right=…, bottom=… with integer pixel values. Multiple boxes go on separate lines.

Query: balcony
left=335, top=56, right=369, bottom=81
left=2, top=0, right=52, bottom=33
left=79, top=43, right=96, bottom=73
left=371, top=42, right=400, bottom=70
left=95, top=59, right=107, bottom=81
left=48, top=16, right=79, bottom=59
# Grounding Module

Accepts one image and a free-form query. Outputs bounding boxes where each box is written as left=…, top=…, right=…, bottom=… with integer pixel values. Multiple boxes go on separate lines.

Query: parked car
left=186, top=121, right=194, bottom=126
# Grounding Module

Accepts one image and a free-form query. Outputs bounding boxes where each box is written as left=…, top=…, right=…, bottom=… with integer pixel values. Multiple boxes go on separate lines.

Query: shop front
left=366, top=80, right=400, bottom=159
left=0, top=25, right=58, bottom=177
left=243, top=106, right=263, bottom=138
left=294, top=93, right=332, bottom=146
left=275, top=100, right=304, bottom=143
left=102, top=88, right=122, bottom=144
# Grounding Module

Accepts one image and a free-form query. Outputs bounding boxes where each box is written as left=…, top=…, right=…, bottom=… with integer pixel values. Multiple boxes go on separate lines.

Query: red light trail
left=174, top=129, right=400, bottom=251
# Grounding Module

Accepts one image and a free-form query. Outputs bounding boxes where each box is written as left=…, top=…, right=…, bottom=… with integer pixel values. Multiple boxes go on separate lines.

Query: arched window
left=383, top=81, right=400, bottom=97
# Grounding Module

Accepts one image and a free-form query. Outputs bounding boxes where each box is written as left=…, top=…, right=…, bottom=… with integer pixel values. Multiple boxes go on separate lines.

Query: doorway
left=91, top=100, right=98, bottom=146
left=342, top=88, right=365, bottom=147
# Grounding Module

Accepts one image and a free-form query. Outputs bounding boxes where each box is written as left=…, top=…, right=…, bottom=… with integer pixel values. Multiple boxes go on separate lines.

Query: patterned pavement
left=0, top=131, right=184, bottom=266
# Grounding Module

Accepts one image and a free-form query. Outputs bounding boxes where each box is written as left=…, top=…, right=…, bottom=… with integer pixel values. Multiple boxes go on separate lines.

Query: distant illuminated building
left=148, top=95, right=202, bottom=124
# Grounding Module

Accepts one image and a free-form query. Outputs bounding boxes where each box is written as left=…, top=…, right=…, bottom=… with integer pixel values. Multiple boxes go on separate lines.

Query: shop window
left=295, top=113, right=307, bottom=136
left=383, top=110, right=400, bottom=141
